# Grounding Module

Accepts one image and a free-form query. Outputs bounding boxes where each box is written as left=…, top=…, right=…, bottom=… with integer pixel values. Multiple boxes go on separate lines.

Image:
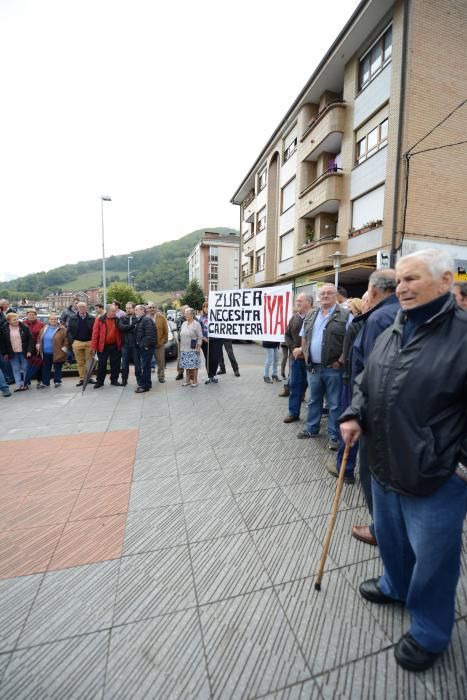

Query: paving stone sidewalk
left=0, top=343, right=465, bottom=699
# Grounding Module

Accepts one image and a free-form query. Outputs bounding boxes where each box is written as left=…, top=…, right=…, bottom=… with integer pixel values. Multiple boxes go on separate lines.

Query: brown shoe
left=278, top=388, right=290, bottom=397
left=352, top=525, right=377, bottom=546
left=283, top=415, right=299, bottom=423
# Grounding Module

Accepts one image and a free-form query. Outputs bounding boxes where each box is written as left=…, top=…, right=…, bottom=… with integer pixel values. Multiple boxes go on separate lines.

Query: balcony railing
left=301, top=99, right=345, bottom=141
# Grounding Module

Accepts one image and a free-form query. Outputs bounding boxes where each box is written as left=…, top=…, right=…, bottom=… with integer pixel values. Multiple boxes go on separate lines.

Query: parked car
left=165, top=325, right=178, bottom=360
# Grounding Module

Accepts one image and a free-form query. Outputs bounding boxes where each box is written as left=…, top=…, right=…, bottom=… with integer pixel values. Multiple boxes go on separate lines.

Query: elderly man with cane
left=340, top=248, right=467, bottom=672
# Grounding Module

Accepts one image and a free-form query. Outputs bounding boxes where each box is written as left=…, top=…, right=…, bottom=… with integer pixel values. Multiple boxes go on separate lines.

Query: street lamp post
left=100, top=195, right=112, bottom=306
left=127, top=256, right=134, bottom=286
left=329, top=251, right=345, bottom=288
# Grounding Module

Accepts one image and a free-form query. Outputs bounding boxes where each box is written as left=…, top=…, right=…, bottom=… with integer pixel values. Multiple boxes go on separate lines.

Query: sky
left=0, top=0, right=360, bottom=280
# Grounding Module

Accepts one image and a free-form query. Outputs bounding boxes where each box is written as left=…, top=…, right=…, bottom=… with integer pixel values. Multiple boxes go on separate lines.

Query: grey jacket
left=301, top=304, right=349, bottom=366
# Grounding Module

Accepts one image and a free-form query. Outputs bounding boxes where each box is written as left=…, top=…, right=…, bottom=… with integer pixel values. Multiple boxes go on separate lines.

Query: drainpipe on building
left=390, top=0, right=410, bottom=267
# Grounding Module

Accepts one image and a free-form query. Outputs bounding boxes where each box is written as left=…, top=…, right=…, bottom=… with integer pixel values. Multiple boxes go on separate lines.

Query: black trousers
left=218, top=340, right=239, bottom=372
left=97, top=344, right=121, bottom=385
left=207, top=338, right=223, bottom=378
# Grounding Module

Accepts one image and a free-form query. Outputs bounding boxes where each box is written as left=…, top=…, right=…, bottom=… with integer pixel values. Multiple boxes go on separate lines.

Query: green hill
left=0, top=227, right=238, bottom=299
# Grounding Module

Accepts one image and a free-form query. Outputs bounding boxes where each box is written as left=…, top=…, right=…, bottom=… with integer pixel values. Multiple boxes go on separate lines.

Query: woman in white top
left=178, top=308, right=203, bottom=387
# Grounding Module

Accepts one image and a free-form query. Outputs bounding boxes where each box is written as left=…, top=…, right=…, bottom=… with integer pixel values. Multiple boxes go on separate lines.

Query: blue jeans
left=264, top=347, right=278, bottom=377
left=336, top=382, right=359, bottom=477
left=121, top=345, right=138, bottom=384
left=0, top=367, right=9, bottom=394
left=10, top=352, right=28, bottom=387
left=135, top=347, right=153, bottom=390
left=288, top=357, right=307, bottom=418
left=42, top=354, right=63, bottom=385
left=373, top=475, right=467, bottom=652
left=305, top=366, right=342, bottom=440
left=0, top=354, right=13, bottom=383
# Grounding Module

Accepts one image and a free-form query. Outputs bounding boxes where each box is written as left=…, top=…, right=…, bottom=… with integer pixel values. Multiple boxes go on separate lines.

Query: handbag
left=190, top=338, right=197, bottom=349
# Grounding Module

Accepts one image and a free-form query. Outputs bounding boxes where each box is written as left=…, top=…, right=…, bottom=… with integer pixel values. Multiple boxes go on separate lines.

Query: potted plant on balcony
left=304, top=223, right=314, bottom=245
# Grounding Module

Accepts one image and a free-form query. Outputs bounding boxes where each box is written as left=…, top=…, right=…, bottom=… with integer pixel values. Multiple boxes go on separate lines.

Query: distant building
left=46, top=290, right=88, bottom=311
left=187, top=231, right=240, bottom=292
left=86, top=287, right=100, bottom=306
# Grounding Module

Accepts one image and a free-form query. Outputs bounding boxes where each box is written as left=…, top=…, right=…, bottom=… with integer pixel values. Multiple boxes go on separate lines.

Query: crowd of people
left=0, top=295, right=242, bottom=396
left=0, top=297, right=172, bottom=395
left=1, top=249, right=466, bottom=673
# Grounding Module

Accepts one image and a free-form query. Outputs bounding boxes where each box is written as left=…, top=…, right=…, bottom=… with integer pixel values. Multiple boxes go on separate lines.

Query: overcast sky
left=0, top=0, right=360, bottom=280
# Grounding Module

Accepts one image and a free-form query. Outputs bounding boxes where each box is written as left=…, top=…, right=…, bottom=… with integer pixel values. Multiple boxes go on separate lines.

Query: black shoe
left=271, top=374, right=281, bottom=382
left=121, top=380, right=128, bottom=386
left=359, top=579, right=400, bottom=604
left=159, top=378, right=165, bottom=383
left=76, top=380, right=84, bottom=387
left=394, top=633, right=440, bottom=672
left=88, top=378, right=96, bottom=384
left=176, top=373, right=184, bottom=380
left=111, top=381, right=123, bottom=387
left=263, top=376, right=273, bottom=383
left=217, top=369, right=226, bottom=375
left=135, top=386, right=148, bottom=393
left=326, top=463, right=355, bottom=484
left=234, top=371, right=240, bottom=377
left=93, top=383, right=104, bottom=389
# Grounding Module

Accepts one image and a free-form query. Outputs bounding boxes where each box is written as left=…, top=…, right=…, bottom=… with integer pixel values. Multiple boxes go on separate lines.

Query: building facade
left=231, top=0, right=467, bottom=297
left=46, top=290, right=89, bottom=311
left=187, top=231, right=240, bottom=292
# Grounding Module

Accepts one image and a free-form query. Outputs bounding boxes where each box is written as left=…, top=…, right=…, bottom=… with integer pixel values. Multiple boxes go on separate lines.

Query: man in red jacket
left=91, top=304, right=123, bottom=388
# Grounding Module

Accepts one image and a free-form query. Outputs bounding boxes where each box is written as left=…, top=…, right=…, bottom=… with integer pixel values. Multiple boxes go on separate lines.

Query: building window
left=256, top=249, right=265, bottom=272
left=351, top=185, right=385, bottom=231
left=210, top=283, right=218, bottom=291
left=242, top=263, right=249, bottom=279
left=283, top=129, right=297, bottom=162
left=280, top=230, right=294, bottom=261
left=356, top=118, right=388, bottom=164
left=258, top=168, right=267, bottom=192
left=257, top=207, right=266, bottom=233
left=281, top=178, right=296, bottom=214
left=209, top=246, right=218, bottom=262
left=358, top=26, right=392, bottom=91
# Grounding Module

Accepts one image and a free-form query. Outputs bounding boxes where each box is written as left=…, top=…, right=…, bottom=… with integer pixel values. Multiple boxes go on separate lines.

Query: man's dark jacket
left=135, top=315, right=156, bottom=349
left=67, top=314, right=95, bottom=345
left=351, top=294, right=400, bottom=381
left=340, top=295, right=467, bottom=496
left=302, top=304, right=349, bottom=366
left=285, top=312, right=309, bottom=351
left=118, top=314, right=138, bottom=347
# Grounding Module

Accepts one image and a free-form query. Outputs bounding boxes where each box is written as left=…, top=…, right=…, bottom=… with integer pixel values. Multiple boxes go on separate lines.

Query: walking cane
left=315, top=442, right=351, bottom=591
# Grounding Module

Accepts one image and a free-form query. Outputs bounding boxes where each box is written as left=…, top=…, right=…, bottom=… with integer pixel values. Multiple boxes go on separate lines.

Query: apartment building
left=231, top=0, right=467, bottom=297
left=187, top=231, right=240, bottom=292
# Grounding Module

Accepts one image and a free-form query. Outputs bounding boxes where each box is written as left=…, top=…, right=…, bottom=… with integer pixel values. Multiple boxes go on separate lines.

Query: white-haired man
left=340, top=249, right=467, bottom=672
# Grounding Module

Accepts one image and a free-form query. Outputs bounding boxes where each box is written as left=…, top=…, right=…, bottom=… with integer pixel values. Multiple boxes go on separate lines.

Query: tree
left=180, top=279, right=205, bottom=311
left=107, top=282, right=143, bottom=308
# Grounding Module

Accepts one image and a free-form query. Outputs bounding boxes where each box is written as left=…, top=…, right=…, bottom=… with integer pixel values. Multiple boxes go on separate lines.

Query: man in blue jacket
left=350, top=269, right=400, bottom=546
left=340, top=249, right=467, bottom=671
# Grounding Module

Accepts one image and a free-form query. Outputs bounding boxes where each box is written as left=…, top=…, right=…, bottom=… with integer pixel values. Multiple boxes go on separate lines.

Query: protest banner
left=208, top=284, right=293, bottom=341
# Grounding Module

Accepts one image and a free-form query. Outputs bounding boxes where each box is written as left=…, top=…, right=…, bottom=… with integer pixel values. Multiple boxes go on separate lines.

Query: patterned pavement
left=0, top=343, right=465, bottom=699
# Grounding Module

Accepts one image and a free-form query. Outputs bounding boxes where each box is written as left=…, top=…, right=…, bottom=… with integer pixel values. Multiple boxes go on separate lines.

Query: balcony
left=243, top=193, right=256, bottom=223
left=300, top=101, right=346, bottom=162
left=296, top=235, right=342, bottom=271
left=297, top=170, right=343, bottom=219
